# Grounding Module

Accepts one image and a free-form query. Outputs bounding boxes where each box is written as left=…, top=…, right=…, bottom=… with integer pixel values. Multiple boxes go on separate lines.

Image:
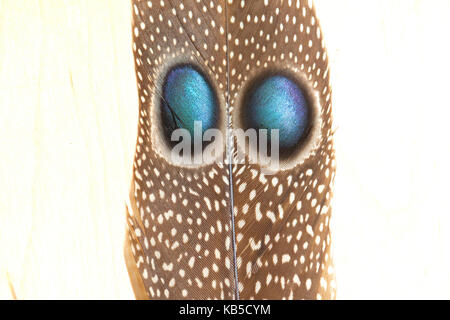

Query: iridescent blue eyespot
left=241, top=74, right=311, bottom=155
left=160, top=65, right=218, bottom=145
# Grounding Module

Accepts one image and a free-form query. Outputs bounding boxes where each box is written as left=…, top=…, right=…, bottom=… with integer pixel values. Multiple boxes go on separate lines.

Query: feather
left=125, top=0, right=336, bottom=300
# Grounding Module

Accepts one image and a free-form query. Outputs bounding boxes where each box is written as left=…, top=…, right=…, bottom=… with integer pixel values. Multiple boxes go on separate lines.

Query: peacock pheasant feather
left=125, top=0, right=336, bottom=300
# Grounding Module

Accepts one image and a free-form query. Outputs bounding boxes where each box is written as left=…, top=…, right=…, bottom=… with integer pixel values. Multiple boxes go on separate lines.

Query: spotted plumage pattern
left=125, top=0, right=336, bottom=300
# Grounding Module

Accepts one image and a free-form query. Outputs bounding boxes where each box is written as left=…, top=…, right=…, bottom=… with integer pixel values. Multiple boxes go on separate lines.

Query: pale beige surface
left=0, top=0, right=138, bottom=299
left=1, top=0, right=449, bottom=299
left=315, top=0, right=450, bottom=299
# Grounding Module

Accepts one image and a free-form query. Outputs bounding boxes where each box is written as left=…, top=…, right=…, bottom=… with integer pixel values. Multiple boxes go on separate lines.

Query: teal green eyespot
left=160, top=65, right=219, bottom=145
left=241, top=74, right=311, bottom=156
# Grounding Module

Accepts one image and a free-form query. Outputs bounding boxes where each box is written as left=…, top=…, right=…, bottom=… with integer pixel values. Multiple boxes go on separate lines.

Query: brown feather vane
left=125, top=0, right=336, bottom=300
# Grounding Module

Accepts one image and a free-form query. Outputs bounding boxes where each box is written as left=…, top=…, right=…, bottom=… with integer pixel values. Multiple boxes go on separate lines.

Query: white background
left=315, top=0, right=450, bottom=298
